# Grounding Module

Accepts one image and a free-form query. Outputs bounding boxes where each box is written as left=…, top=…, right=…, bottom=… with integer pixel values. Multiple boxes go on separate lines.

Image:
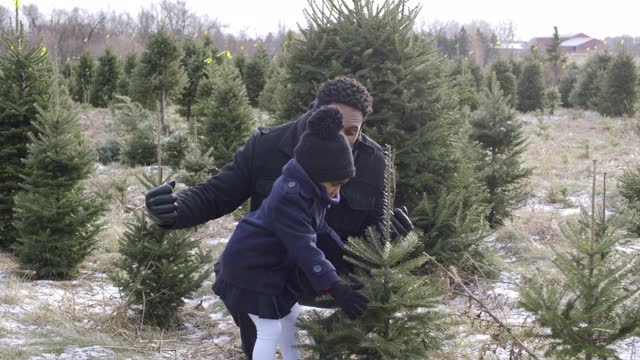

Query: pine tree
left=111, top=174, right=211, bottom=328
left=519, top=162, right=640, bottom=360
left=14, top=84, right=105, bottom=278
left=195, top=60, right=254, bottom=168
left=178, top=39, right=208, bottom=122
left=593, top=51, right=637, bottom=117
left=258, top=66, right=286, bottom=117
left=243, top=43, right=270, bottom=107
left=558, top=63, right=579, bottom=107
left=233, top=52, right=247, bottom=81
left=569, top=51, right=612, bottom=109
left=470, top=74, right=531, bottom=227
left=130, top=28, right=187, bottom=127
left=275, top=0, right=488, bottom=271
left=448, top=58, right=479, bottom=111
left=546, top=26, right=566, bottom=86
left=90, top=48, right=122, bottom=107
left=619, top=166, right=640, bottom=236
left=177, top=124, right=216, bottom=187
left=488, top=58, right=517, bottom=107
left=544, top=86, right=562, bottom=115
left=298, top=146, right=445, bottom=358
left=73, top=49, right=95, bottom=104
left=0, top=9, right=51, bottom=250
left=517, top=61, right=545, bottom=112
left=117, top=53, right=137, bottom=96
left=112, top=96, right=157, bottom=166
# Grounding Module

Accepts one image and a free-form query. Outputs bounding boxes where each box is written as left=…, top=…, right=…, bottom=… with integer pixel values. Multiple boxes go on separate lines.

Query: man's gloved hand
left=145, top=181, right=178, bottom=227
left=328, top=281, right=370, bottom=320
left=375, top=206, right=414, bottom=240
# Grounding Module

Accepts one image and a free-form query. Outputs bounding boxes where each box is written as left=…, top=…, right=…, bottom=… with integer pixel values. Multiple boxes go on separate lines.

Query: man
left=145, top=77, right=412, bottom=358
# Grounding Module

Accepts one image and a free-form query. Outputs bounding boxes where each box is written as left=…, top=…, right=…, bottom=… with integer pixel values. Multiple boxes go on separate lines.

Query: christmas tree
left=470, top=74, right=531, bottom=227
left=298, top=146, right=445, bottom=358
left=519, top=161, right=640, bottom=359
left=517, top=61, right=545, bottom=112
left=0, top=7, right=51, bottom=249
left=90, top=48, right=122, bottom=108
left=111, top=173, right=212, bottom=328
left=111, top=96, right=157, bottom=166
left=178, top=38, right=208, bottom=122
left=243, top=43, right=270, bottom=107
left=14, top=82, right=105, bottom=279
left=558, top=63, right=579, bottom=107
left=448, top=58, right=480, bottom=111
left=195, top=60, right=254, bottom=168
left=488, top=57, right=517, bottom=107
left=117, top=53, right=138, bottom=97
left=544, top=86, right=562, bottom=115
left=545, top=26, right=566, bottom=86
left=593, top=51, right=637, bottom=117
left=72, top=49, right=95, bottom=104
left=130, top=28, right=186, bottom=127
left=569, top=51, right=612, bottom=110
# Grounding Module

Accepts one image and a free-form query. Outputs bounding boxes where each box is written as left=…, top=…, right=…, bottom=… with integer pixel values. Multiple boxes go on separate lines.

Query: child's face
left=320, top=179, right=349, bottom=198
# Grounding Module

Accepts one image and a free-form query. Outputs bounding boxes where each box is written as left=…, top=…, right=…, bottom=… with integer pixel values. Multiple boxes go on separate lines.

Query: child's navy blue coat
left=217, top=158, right=343, bottom=299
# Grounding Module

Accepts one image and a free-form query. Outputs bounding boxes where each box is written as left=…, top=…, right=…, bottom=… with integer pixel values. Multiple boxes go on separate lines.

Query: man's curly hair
left=314, top=77, right=373, bottom=116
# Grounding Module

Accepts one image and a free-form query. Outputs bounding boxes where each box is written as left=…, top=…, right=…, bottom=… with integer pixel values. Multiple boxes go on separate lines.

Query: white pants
left=248, top=303, right=300, bottom=360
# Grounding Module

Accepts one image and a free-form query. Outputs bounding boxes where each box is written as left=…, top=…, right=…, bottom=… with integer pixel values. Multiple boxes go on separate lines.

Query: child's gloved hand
left=328, top=281, right=370, bottom=320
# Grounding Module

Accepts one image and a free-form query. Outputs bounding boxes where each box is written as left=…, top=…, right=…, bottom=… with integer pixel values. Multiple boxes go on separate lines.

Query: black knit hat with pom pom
left=294, top=106, right=355, bottom=183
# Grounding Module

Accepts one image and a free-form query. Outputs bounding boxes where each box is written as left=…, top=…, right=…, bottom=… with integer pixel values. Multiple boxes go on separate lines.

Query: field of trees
left=1, top=0, right=640, bottom=359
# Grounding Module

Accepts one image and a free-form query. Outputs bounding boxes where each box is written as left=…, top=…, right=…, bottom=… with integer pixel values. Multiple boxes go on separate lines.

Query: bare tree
left=495, top=20, right=517, bottom=44
left=22, top=4, right=42, bottom=33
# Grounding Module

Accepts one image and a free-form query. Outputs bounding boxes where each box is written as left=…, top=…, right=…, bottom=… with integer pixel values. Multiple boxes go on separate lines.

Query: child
left=213, top=106, right=370, bottom=360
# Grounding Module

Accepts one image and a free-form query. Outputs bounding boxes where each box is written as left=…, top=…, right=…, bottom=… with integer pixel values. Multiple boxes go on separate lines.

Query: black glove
left=328, top=281, right=370, bottom=320
left=145, top=181, right=178, bottom=227
left=376, top=206, right=414, bottom=240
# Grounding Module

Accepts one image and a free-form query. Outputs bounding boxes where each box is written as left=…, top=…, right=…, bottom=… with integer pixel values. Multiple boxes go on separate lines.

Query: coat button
left=313, top=265, right=322, bottom=273
left=288, top=181, right=296, bottom=188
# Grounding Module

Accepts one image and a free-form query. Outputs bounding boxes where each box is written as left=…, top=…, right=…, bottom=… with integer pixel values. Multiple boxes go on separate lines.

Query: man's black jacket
left=172, top=110, right=386, bottom=273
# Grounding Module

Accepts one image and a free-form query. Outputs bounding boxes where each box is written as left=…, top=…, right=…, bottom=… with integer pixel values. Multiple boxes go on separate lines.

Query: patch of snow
left=32, top=345, right=115, bottom=360
left=211, top=335, right=232, bottom=344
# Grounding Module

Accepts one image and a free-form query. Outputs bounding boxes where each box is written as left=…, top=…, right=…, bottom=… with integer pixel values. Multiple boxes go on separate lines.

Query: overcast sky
left=35, top=0, right=639, bottom=41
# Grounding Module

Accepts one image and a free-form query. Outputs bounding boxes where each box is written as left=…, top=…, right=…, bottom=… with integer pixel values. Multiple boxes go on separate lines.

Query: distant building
left=531, top=33, right=604, bottom=54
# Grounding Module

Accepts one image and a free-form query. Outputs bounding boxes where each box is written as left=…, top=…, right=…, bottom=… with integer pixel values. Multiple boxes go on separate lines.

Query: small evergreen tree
left=178, top=39, right=208, bottom=122
left=233, top=52, right=247, bottom=81
left=543, top=86, right=562, bottom=115
left=176, top=128, right=216, bottom=187
left=517, top=61, right=545, bottom=112
left=546, top=26, right=566, bottom=86
left=111, top=174, right=211, bottom=328
left=448, top=59, right=479, bottom=111
left=73, top=49, right=95, bottom=104
left=112, top=96, right=157, bottom=166
left=90, top=48, right=122, bottom=107
left=258, top=66, right=286, bottom=117
left=520, top=163, right=640, bottom=360
left=470, top=74, right=531, bottom=227
left=0, top=9, right=51, bottom=249
left=593, top=51, right=637, bottom=117
left=117, top=53, right=138, bottom=96
left=243, top=43, right=270, bottom=107
left=130, top=28, right=186, bottom=128
left=195, top=60, right=254, bottom=168
left=569, top=51, right=612, bottom=109
left=488, top=58, right=517, bottom=107
left=558, top=63, right=579, bottom=107
left=14, top=87, right=105, bottom=278
left=298, top=147, right=445, bottom=358
left=618, top=166, right=640, bottom=236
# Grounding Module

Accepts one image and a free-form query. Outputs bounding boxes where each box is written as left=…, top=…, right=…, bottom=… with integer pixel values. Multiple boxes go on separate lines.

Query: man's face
left=327, top=102, right=364, bottom=145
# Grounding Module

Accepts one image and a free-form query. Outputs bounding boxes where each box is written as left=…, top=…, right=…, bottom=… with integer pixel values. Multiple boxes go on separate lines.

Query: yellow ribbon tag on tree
left=13, top=0, right=19, bottom=9
left=621, top=39, right=625, bottom=45
left=204, top=30, right=208, bottom=36
left=496, top=40, right=501, bottom=45
left=41, top=47, right=46, bottom=56
left=204, top=57, right=213, bottom=64
left=106, top=34, right=111, bottom=39
left=468, top=50, right=475, bottom=55
left=84, top=37, right=88, bottom=43
left=131, top=33, right=136, bottom=39
left=225, top=50, right=231, bottom=58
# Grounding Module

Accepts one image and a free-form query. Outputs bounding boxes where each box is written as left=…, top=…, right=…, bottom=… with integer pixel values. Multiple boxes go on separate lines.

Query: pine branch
left=426, top=254, right=541, bottom=360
